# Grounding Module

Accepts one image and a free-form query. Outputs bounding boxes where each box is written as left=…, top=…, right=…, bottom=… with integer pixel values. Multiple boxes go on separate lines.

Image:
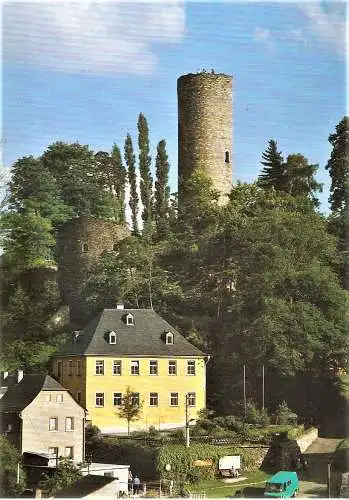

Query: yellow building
left=52, top=306, right=209, bottom=434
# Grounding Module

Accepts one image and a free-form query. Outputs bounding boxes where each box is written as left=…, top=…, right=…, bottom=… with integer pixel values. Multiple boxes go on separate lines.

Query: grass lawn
left=187, top=470, right=271, bottom=498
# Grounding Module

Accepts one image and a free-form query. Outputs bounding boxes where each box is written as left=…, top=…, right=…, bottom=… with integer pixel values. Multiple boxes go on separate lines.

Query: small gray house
left=0, top=371, right=85, bottom=464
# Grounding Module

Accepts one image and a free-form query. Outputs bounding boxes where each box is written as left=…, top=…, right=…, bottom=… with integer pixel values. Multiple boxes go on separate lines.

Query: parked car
left=264, top=471, right=299, bottom=498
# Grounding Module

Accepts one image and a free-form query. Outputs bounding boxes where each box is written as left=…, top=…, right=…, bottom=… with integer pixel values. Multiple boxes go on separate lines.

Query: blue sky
left=3, top=1, right=346, bottom=213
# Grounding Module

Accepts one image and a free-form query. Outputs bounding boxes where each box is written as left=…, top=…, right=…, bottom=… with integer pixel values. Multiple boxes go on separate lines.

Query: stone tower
left=177, top=72, right=233, bottom=201
left=56, top=216, right=130, bottom=325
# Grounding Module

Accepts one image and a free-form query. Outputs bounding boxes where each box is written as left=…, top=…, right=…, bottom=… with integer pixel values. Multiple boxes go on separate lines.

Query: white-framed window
left=126, top=313, right=134, bottom=326
left=68, top=360, right=73, bottom=376
left=168, top=360, right=177, bottom=375
left=187, top=392, right=196, bottom=407
left=56, top=394, right=63, bottom=403
left=6, top=423, right=13, bottom=432
left=113, top=360, right=122, bottom=375
left=149, top=392, right=158, bottom=406
left=95, top=360, right=104, bottom=375
left=131, top=360, right=139, bottom=375
left=95, top=393, right=104, bottom=407
left=57, top=361, right=62, bottom=378
left=76, top=360, right=81, bottom=376
left=77, top=391, right=82, bottom=403
left=65, top=417, right=74, bottom=431
left=48, top=447, right=58, bottom=456
left=170, top=392, right=178, bottom=406
left=131, top=392, right=140, bottom=406
left=149, top=360, right=158, bottom=375
left=45, top=394, right=51, bottom=402
left=113, top=392, right=122, bottom=406
left=65, top=446, right=74, bottom=459
left=109, top=331, right=117, bottom=344
left=187, top=360, right=196, bottom=375
left=49, top=417, right=58, bottom=431
left=165, top=332, right=174, bottom=345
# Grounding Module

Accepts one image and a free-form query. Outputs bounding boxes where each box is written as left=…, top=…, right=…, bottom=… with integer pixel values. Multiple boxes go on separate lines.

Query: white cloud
left=253, top=27, right=275, bottom=51
left=298, top=3, right=346, bottom=56
left=3, top=2, right=186, bottom=75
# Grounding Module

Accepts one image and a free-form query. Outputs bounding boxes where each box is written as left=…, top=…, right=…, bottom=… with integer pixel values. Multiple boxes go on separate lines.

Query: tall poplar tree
left=124, top=134, right=138, bottom=234
left=137, top=113, right=153, bottom=230
left=258, top=139, right=285, bottom=190
left=111, top=144, right=127, bottom=223
left=154, top=140, right=170, bottom=239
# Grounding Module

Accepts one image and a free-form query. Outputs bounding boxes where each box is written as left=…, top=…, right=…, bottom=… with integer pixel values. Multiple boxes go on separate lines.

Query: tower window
left=225, top=151, right=230, bottom=163
left=82, top=243, right=89, bottom=252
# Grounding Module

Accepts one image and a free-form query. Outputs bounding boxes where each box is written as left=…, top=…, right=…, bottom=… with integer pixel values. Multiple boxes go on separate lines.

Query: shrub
left=275, top=401, right=298, bottom=425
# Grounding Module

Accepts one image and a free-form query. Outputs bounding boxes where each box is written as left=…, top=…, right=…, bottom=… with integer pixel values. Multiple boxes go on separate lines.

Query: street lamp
left=185, top=394, right=195, bottom=447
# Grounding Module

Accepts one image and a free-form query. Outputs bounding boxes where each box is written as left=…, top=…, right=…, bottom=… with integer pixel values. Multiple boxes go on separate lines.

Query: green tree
left=84, top=236, right=182, bottom=311
left=283, top=154, right=323, bottom=207
left=8, top=156, right=70, bottom=223
left=258, top=139, right=285, bottom=190
left=118, top=386, right=143, bottom=436
left=154, top=140, right=170, bottom=239
left=124, top=134, right=139, bottom=234
left=39, top=458, right=82, bottom=497
left=112, top=143, right=127, bottom=222
left=326, top=117, right=349, bottom=288
left=326, top=117, right=349, bottom=214
left=1, top=211, right=55, bottom=274
left=0, top=435, right=26, bottom=497
left=138, top=113, right=153, bottom=231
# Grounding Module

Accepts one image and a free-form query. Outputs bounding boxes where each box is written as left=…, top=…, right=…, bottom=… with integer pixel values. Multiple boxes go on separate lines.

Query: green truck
left=264, top=471, right=299, bottom=498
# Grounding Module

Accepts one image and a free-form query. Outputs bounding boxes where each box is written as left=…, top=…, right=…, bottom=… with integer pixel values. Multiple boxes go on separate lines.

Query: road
left=298, top=437, right=343, bottom=498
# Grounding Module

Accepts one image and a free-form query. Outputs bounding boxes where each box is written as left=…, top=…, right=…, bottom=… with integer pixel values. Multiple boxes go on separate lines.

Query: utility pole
left=243, top=365, right=247, bottom=418
left=327, top=461, right=332, bottom=498
left=262, top=365, right=265, bottom=410
left=185, top=394, right=190, bottom=447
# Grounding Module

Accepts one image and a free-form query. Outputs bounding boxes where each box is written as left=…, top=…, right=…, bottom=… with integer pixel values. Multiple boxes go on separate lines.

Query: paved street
left=298, top=438, right=343, bottom=498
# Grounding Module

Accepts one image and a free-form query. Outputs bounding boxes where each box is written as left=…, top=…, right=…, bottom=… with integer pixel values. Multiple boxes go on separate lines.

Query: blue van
left=264, top=471, right=299, bottom=498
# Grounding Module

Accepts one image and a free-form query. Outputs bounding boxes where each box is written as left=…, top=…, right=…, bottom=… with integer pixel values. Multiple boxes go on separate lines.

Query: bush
left=275, top=401, right=298, bottom=425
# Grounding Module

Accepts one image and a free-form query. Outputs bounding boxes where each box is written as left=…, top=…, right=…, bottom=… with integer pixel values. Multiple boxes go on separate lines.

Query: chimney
left=116, top=303, right=124, bottom=310
left=17, top=370, right=24, bottom=383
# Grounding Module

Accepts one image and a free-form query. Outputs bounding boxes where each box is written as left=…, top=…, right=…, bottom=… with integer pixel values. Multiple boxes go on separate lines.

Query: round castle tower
left=177, top=72, right=233, bottom=201
left=56, top=216, right=130, bottom=324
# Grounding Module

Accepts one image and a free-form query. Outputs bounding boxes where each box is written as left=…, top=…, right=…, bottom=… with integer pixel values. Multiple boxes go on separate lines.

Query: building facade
left=52, top=307, right=209, bottom=433
left=177, top=71, right=233, bottom=202
left=0, top=372, right=85, bottom=464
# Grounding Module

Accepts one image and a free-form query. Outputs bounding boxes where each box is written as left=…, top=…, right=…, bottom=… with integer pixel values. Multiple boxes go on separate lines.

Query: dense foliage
left=1, top=115, right=348, bottom=421
left=0, top=435, right=26, bottom=497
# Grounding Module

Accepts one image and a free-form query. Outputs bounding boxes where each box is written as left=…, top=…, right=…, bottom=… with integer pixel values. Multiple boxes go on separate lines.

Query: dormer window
left=126, top=313, right=134, bottom=326
left=109, top=331, right=117, bottom=344
left=165, top=332, right=174, bottom=345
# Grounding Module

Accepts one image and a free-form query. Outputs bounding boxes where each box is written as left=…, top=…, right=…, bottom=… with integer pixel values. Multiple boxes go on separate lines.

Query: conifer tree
left=137, top=113, right=153, bottom=231
left=154, top=140, right=170, bottom=239
left=124, top=134, right=139, bottom=234
left=283, top=154, right=322, bottom=207
left=258, top=139, right=285, bottom=190
left=326, top=117, right=349, bottom=214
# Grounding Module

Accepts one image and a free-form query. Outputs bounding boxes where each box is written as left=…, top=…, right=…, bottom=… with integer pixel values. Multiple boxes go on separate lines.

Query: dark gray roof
left=54, top=475, right=115, bottom=498
left=57, top=308, right=206, bottom=357
left=0, top=374, right=67, bottom=412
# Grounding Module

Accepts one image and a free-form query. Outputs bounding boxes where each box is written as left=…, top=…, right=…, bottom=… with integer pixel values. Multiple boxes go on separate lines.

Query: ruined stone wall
left=56, top=216, right=130, bottom=324
left=177, top=72, right=233, bottom=201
